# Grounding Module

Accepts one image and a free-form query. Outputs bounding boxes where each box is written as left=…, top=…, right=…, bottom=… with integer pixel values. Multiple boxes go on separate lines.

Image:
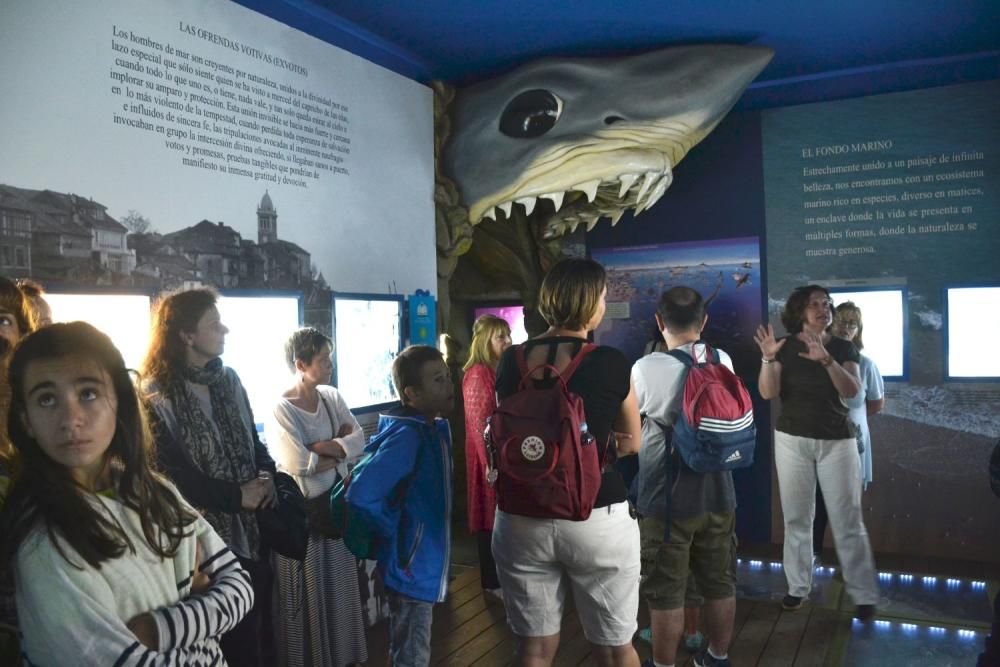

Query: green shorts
left=639, top=512, right=737, bottom=611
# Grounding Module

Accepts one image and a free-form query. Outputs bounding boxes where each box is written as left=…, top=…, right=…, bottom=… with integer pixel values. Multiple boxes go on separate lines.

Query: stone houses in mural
left=132, top=191, right=313, bottom=290
left=0, top=184, right=317, bottom=294
left=0, top=184, right=135, bottom=282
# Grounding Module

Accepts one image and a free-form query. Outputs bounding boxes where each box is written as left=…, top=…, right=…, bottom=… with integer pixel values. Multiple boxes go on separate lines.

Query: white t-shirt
left=267, top=385, right=366, bottom=498
left=631, top=342, right=738, bottom=521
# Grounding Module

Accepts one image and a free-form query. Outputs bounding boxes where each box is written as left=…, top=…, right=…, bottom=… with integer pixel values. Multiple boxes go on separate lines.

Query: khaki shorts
left=639, top=512, right=737, bottom=610
left=493, top=502, right=640, bottom=646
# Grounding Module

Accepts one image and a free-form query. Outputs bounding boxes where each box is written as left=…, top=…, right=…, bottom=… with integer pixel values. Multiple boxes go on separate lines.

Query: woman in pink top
left=462, top=314, right=511, bottom=598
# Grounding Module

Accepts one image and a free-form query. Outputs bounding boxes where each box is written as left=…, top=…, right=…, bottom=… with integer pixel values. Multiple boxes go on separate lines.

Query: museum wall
left=588, top=80, right=1000, bottom=563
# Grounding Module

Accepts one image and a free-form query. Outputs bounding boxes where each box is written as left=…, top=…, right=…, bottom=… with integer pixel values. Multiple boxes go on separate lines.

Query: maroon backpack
left=486, top=343, right=604, bottom=521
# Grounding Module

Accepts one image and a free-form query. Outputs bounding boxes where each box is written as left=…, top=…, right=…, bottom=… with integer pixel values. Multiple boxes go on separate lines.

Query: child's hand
left=126, top=612, right=158, bottom=649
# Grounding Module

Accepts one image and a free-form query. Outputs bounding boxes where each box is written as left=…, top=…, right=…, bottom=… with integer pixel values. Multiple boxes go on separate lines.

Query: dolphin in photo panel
left=443, top=44, right=774, bottom=240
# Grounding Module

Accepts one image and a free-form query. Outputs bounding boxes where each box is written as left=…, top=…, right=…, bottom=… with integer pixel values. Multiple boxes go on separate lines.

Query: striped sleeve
left=16, top=531, right=231, bottom=666
left=151, top=516, right=254, bottom=652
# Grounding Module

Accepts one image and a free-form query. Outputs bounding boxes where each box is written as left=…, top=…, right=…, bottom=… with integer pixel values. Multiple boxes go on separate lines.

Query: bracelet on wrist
left=761, top=356, right=775, bottom=364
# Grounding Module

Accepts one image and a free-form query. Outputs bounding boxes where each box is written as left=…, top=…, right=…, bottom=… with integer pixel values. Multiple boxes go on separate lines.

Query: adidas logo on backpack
left=667, top=343, right=756, bottom=473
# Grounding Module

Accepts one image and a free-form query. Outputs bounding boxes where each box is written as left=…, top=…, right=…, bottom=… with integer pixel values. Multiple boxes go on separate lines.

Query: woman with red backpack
left=491, top=258, right=643, bottom=667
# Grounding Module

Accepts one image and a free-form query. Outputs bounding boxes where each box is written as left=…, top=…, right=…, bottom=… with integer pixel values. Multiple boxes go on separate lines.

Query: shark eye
left=499, top=89, right=563, bottom=138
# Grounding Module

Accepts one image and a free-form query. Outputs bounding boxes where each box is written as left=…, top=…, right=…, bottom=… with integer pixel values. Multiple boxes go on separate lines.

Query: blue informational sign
left=408, top=290, right=437, bottom=346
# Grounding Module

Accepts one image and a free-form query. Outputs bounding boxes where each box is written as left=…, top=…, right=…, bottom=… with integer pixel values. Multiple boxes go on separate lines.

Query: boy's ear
left=655, top=313, right=665, bottom=332
left=402, top=385, right=419, bottom=405
left=700, top=314, right=709, bottom=333
left=19, top=410, right=34, bottom=439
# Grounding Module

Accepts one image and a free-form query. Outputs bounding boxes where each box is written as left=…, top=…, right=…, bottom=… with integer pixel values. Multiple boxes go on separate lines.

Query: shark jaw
left=467, top=116, right=707, bottom=238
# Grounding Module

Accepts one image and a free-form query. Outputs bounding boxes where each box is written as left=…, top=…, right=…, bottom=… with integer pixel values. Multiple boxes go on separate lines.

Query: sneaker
left=694, top=648, right=732, bottom=667
left=782, top=594, right=807, bottom=611
left=684, top=630, right=705, bottom=651
left=855, top=604, right=877, bottom=622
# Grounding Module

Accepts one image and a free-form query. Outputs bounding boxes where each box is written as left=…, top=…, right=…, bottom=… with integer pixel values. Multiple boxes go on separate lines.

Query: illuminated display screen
left=946, top=286, right=1000, bottom=379
left=45, top=293, right=152, bottom=371
left=333, top=295, right=403, bottom=411
left=216, top=294, right=302, bottom=422
left=472, top=304, right=529, bottom=344
left=828, top=289, right=906, bottom=378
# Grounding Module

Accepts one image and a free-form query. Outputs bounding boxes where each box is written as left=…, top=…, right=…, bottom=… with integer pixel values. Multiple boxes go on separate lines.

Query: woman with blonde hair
left=813, top=301, right=885, bottom=561
left=493, top=258, right=643, bottom=667
left=462, top=314, right=512, bottom=598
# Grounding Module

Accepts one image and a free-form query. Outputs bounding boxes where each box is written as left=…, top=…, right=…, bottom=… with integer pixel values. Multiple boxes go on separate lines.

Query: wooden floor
left=364, top=567, right=851, bottom=666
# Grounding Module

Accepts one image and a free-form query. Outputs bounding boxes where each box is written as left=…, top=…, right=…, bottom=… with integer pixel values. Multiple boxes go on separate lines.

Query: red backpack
left=486, top=343, right=604, bottom=521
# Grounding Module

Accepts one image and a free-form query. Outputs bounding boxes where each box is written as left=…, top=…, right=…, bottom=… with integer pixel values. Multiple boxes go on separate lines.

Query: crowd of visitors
left=2, top=264, right=992, bottom=667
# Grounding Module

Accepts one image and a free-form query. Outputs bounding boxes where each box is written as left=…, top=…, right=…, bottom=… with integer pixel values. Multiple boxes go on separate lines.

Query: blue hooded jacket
left=346, top=406, right=452, bottom=603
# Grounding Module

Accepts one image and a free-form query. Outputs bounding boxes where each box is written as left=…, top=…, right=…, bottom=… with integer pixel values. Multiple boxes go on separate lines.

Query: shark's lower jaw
left=470, top=158, right=673, bottom=235
left=467, top=119, right=707, bottom=239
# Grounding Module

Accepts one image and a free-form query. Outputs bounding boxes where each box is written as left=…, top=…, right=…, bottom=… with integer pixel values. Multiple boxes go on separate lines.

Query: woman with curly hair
left=755, top=286, right=878, bottom=621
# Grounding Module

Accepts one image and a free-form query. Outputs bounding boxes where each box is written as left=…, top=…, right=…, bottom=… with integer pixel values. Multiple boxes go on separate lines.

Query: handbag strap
left=319, top=392, right=337, bottom=437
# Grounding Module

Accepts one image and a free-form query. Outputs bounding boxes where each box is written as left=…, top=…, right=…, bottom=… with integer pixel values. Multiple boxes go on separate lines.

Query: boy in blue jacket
left=347, top=345, right=454, bottom=667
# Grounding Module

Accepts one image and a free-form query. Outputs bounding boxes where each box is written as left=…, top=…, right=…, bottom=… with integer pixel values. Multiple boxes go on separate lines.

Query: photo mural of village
left=0, top=184, right=332, bottom=329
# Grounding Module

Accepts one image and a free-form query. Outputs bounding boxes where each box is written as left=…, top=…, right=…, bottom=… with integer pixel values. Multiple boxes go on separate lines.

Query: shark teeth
left=634, top=172, right=658, bottom=206
left=618, top=173, right=639, bottom=198
left=516, top=196, right=537, bottom=215
left=540, top=191, right=564, bottom=211
left=477, top=165, right=672, bottom=225
left=573, top=179, right=601, bottom=203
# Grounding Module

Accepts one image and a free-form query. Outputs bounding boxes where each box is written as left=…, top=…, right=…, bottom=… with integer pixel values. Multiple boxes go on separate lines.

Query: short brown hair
left=284, top=327, right=333, bottom=372
left=781, top=284, right=831, bottom=334
left=537, top=258, right=606, bottom=330
left=657, top=286, right=705, bottom=333
left=392, top=345, right=444, bottom=403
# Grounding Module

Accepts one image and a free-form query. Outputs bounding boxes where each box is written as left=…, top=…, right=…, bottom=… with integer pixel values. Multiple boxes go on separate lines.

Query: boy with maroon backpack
left=632, top=287, right=741, bottom=667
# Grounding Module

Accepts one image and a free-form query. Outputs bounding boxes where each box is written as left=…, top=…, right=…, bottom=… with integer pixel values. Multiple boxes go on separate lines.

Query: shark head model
left=443, top=44, right=773, bottom=239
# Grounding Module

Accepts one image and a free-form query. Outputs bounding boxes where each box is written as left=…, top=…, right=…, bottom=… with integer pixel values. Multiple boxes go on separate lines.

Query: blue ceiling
left=234, top=0, right=999, bottom=106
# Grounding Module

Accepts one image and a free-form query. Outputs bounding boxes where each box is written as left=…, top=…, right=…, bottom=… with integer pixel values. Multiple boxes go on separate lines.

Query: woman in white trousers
left=755, top=285, right=879, bottom=621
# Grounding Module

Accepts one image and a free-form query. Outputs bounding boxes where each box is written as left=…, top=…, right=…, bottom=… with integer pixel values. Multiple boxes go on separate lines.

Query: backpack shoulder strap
left=559, top=342, right=596, bottom=383
left=666, top=341, right=719, bottom=366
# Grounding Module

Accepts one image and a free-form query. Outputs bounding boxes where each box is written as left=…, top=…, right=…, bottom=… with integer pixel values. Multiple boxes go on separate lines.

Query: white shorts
left=492, top=501, right=640, bottom=646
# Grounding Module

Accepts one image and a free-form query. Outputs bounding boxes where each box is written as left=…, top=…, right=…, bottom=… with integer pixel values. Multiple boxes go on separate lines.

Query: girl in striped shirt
left=0, top=322, right=254, bottom=666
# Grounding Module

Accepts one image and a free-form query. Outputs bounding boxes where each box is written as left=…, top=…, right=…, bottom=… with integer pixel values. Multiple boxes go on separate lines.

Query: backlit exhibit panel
left=45, top=293, right=152, bottom=371
left=473, top=305, right=528, bottom=344
left=829, top=289, right=905, bottom=378
left=334, top=296, right=402, bottom=410
left=946, top=286, right=1000, bottom=379
left=217, top=295, right=302, bottom=422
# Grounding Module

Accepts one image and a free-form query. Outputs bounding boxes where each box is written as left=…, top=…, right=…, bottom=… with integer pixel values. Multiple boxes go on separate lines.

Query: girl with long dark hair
left=0, top=322, right=253, bottom=665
